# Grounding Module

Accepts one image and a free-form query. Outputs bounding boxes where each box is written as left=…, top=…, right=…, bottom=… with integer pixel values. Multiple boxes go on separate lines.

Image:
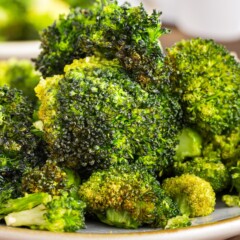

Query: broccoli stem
left=175, top=195, right=191, bottom=217
left=97, top=208, right=140, bottom=229
left=5, top=204, right=47, bottom=227
left=0, top=192, right=51, bottom=215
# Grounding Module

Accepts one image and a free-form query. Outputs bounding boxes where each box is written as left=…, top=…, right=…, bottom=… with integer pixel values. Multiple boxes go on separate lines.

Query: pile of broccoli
left=0, top=0, right=239, bottom=233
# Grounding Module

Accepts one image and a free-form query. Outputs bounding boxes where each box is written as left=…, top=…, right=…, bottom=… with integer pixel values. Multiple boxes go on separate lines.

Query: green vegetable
left=0, top=59, right=41, bottom=103
left=222, top=195, right=240, bottom=207
left=4, top=192, right=86, bottom=232
left=35, top=0, right=169, bottom=93
left=35, top=57, right=181, bottom=176
left=162, top=174, right=216, bottom=217
left=174, top=127, right=202, bottom=161
left=165, top=38, right=240, bottom=136
left=174, top=157, right=230, bottom=192
left=79, top=163, right=190, bottom=229
left=21, top=160, right=81, bottom=199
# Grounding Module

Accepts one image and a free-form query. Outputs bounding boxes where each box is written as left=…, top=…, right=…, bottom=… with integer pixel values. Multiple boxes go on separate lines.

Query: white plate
left=0, top=41, right=40, bottom=60
left=1, top=201, right=240, bottom=240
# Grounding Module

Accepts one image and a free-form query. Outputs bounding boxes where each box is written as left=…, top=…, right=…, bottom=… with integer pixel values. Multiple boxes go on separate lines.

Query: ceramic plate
left=1, top=201, right=240, bottom=240
left=0, top=41, right=40, bottom=60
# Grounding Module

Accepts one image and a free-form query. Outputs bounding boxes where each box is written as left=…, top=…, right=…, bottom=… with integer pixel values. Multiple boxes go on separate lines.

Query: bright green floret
left=0, top=59, right=41, bottom=103
left=162, top=174, right=216, bottom=217
left=165, top=38, right=240, bottom=136
left=4, top=192, right=86, bottom=232
left=174, top=157, right=230, bottom=193
left=0, top=192, right=50, bottom=216
left=21, top=160, right=81, bottom=199
left=174, top=127, right=202, bottom=161
left=79, top=163, right=190, bottom=229
left=222, top=195, right=240, bottom=207
left=35, top=57, right=182, bottom=176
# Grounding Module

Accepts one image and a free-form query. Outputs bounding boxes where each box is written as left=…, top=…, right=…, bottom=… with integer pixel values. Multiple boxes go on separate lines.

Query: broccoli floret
left=222, top=195, right=240, bottom=207
left=21, top=160, right=80, bottom=199
left=0, top=86, right=46, bottom=171
left=214, top=127, right=240, bottom=164
left=0, top=59, right=41, bottom=103
left=35, top=0, right=169, bottom=92
left=3, top=192, right=86, bottom=232
left=165, top=38, right=240, bottom=136
left=162, top=174, right=216, bottom=217
left=227, top=161, right=240, bottom=193
left=35, top=57, right=182, bottom=176
left=164, top=215, right=191, bottom=230
left=174, top=157, right=230, bottom=192
left=79, top=163, right=189, bottom=229
left=174, top=127, right=202, bottom=161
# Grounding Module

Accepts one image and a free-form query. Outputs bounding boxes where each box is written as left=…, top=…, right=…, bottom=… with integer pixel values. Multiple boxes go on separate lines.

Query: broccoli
left=21, top=160, right=81, bottom=199
left=0, top=192, right=51, bottom=216
left=222, top=195, right=240, bottom=207
left=165, top=38, right=240, bottom=136
left=3, top=192, right=86, bottom=232
left=35, top=57, right=182, bottom=176
left=162, top=174, right=216, bottom=217
left=0, top=86, right=46, bottom=170
left=79, top=163, right=190, bottom=229
left=174, top=157, right=230, bottom=192
left=213, top=126, right=240, bottom=165
left=174, top=127, right=202, bottom=161
left=35, top=0, right=170, bottom=92
left=173, top=127, right=231, bottom=192
left=0, top=0, right=69, bottom=41
left=0, top=59, right=41, bottom=103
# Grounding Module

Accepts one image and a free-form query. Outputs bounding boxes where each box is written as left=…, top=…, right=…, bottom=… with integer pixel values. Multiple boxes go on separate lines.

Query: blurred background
left=0, top=0, right=240, bottom=58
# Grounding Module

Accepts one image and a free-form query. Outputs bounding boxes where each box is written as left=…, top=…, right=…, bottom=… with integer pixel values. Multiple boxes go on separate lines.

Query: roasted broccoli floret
left=0, top=59, right=41, bottom=103
left=0, top=86, right=46, bottom=171
left=35, top=57, right=182, bottom=176
left=79, top=163, right=190, bottom=229
left=222, top=195, right=240, bottom=207
left=162, top=174, right=216, bottom=217
left=165, top=38, right=240, bottom=136
left=0, top=86, right=46, bottom=167
left=3, top=192, right=86, bottom=232
left=174, top=157, right=230, bottom=192
left=35, top=0, right=169, bottom=92
left=21, top=160, right=80, bottom=199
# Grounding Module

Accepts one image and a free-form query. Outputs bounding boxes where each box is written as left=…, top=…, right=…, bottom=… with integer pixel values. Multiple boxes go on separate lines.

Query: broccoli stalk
left=174, top=127, right=202, bottom=161
left=97, top=208, right=140, bottom=229
left=4, top=193, right=86, bottom=232
left=0, top=192, right=50, bottom=216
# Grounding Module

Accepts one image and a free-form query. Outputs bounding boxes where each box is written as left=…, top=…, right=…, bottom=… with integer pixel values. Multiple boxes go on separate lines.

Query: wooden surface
left=161, top=25, right=240, bottom=56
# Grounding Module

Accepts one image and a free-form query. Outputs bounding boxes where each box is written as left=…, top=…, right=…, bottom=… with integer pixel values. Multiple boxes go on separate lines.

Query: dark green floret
left=4, top=192, right=86, bottom=232
left=79, top=163, right=190, bottom=229
left=35, top=57, right=182, bottom=176
left=35, top=0, right=169, bottom=92
left=21, top=160, right=81, bottom=199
